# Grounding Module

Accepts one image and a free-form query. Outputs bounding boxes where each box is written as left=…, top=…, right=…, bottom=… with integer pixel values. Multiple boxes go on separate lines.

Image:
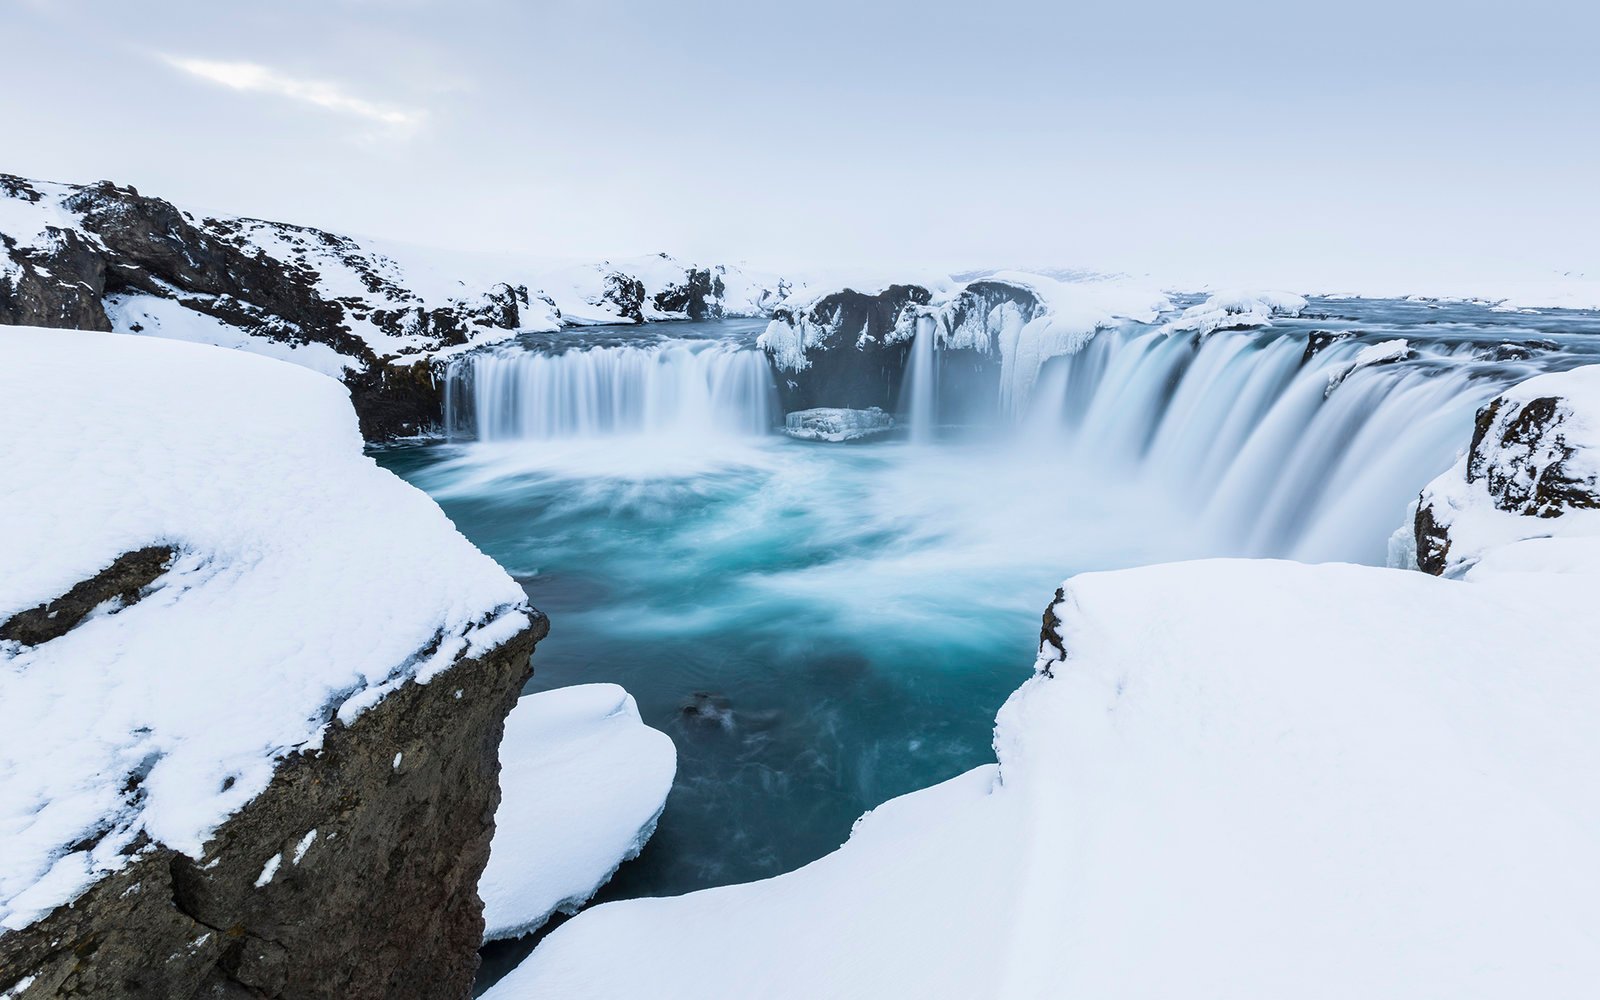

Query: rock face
left=760, top=284, right=931, bottom=413
left=1415, top=366, right=1600, bottom=575
left=757, top=279, right=1054, bottom=419
left=0, top=612, right=546, bottom=1000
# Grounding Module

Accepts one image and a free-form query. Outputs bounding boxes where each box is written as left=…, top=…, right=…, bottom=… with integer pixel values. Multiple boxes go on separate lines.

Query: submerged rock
left=783, top=406, right=897, bottom=442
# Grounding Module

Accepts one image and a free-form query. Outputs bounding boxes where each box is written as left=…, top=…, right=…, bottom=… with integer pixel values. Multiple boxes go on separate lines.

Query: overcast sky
left=4, top=0, right=1596, bottom=288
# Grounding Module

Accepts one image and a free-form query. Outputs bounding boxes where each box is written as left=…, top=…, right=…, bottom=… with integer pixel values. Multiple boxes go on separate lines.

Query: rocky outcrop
left=757, top=279, right=1060, bottom=418
left=0, top=611, right=546, bottom=1000
left=1415, top=366, right=1600, bottom=575
left=1, top=175, right=789, bottom=441
left=653, top=267, right=727, bottom=321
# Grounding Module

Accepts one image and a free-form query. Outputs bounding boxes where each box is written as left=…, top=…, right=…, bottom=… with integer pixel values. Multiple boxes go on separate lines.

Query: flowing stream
left=373, top=302, right=1600, bottom=988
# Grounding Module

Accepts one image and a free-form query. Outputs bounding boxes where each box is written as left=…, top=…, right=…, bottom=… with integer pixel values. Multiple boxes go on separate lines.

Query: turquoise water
left=377, top=436, right=1194, bottom=900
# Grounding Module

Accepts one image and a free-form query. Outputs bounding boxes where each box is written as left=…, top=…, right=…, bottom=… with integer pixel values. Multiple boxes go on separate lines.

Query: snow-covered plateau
left=484, top=368, right=1600, bottom=999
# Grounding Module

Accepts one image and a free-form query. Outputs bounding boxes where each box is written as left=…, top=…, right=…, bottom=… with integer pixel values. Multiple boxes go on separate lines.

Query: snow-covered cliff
left=0, top=327, right=544, bottom=998
left=0, top=174, right=789, bottom=438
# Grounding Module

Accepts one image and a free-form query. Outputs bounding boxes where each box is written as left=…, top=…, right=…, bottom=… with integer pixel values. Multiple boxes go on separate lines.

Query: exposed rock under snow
left=0, top=326, right=531, bottom=931
left=481, top=684, right=676, bottom=942
left=1415, top=364, right=1600, bottom=577
left=490, top=553, right=1600, bottom=999
left=782, top=407, right=896, bottom=442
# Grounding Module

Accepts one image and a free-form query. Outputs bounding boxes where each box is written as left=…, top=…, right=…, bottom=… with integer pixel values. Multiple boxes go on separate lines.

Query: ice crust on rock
left=0, top=326, right=529, bottom=931
left=480, top=684, right=676, bottom=942
left=782, top=407, right=896, bottom=442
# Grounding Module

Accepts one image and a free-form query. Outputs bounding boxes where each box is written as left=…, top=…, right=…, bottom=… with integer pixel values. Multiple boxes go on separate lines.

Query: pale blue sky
left=3, top=0, right=1595, bottom=288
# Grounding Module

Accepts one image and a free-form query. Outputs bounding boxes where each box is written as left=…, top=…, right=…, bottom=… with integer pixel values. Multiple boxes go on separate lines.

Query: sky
left=3, top=0, right=1596, bottom=291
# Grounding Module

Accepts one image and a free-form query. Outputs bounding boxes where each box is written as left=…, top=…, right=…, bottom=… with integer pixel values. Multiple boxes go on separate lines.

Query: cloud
left=162, top=55, right=424, bottom=130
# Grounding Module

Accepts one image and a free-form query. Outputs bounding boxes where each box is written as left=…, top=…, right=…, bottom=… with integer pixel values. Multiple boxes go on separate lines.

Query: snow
left=291, top=829, right=318, bottom=865
left=1416, top=364, right=1600, bottom=578
left=480, top=684, right=676, bottom=942
left=1161, top=288, right=1308, bottom=336
left=253, top=853, right=282, bottom=889
left=1325, top=338, right=1412, bottom=394
left=104, top=292, right=354, bottom=377
left=0, top=327, right=529, bottom=931
left=493, top=552, right=1600, bottom=998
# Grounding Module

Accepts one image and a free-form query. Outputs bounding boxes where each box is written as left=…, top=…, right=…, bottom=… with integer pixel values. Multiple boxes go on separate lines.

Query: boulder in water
left=783, top=407, right=897, bottom=443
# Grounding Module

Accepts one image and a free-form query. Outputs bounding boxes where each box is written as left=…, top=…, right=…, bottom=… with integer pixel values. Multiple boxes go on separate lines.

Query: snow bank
left=493, top=553, right=1600, bottom=998
left=481, top=684, right=676, bottom=941
left=1162, top=289, right=1308, bottom=336
left=0, top=327, right=529, bottom=930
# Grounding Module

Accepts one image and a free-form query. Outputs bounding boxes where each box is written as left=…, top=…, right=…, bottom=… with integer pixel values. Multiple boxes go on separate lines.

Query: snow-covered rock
left=1161, top=288, right=1308, bottom=336
left=0, top=327, right=544, bottom=998
left=489, top=552, right=1600, bottom=1000
left=782, top=406, right=896, bottom=442
left=1415, top=364, right=1600, bottom=577
left=482, top=684, right=675, bottom=941
left=1323, top=337, right=1413, bottom=394
left=0, top=174, right=792, bottom=438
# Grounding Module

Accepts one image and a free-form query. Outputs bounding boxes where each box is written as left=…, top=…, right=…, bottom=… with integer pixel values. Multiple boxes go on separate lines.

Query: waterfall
left=444, top=320, right=1583, bottom=565
left=902, top=316, right=938, bottom=444
left=447, top=341, right=778, bottom=442
left=1016, top=329, right=1540, bottom=564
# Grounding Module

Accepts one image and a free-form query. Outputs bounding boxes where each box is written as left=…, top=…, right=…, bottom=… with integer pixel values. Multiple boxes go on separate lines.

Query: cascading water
left=1015, top=327, right=1553, bottom=564
left=901, top=316, right=938, bottom=444
left=446, top=340, right=777, bottom=441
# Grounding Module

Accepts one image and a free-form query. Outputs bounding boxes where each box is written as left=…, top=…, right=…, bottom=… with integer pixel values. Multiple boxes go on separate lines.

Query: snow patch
left=479, top=684, right=676, bottom=942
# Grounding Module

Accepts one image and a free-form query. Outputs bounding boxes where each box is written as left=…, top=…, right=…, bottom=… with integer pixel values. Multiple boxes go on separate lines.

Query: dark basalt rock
left=653, top=267, right=727, bottom=321
left=0, top=598, right=549, bottom=1000
left=0, top=545, right=175, bottom=646
left=1467, top=395, right=1599, bottom=517
left=601, top=273, right=647, bottom=323
left=764, top=284, right=932, bottom=413
left=762, top=281, right=1040, bottom=418
left=1302, top=330, right=1356, bottom=364
left=1413, top=499, right=1453, bottom=577
left=1036, top=586, right=1068, bottom=676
